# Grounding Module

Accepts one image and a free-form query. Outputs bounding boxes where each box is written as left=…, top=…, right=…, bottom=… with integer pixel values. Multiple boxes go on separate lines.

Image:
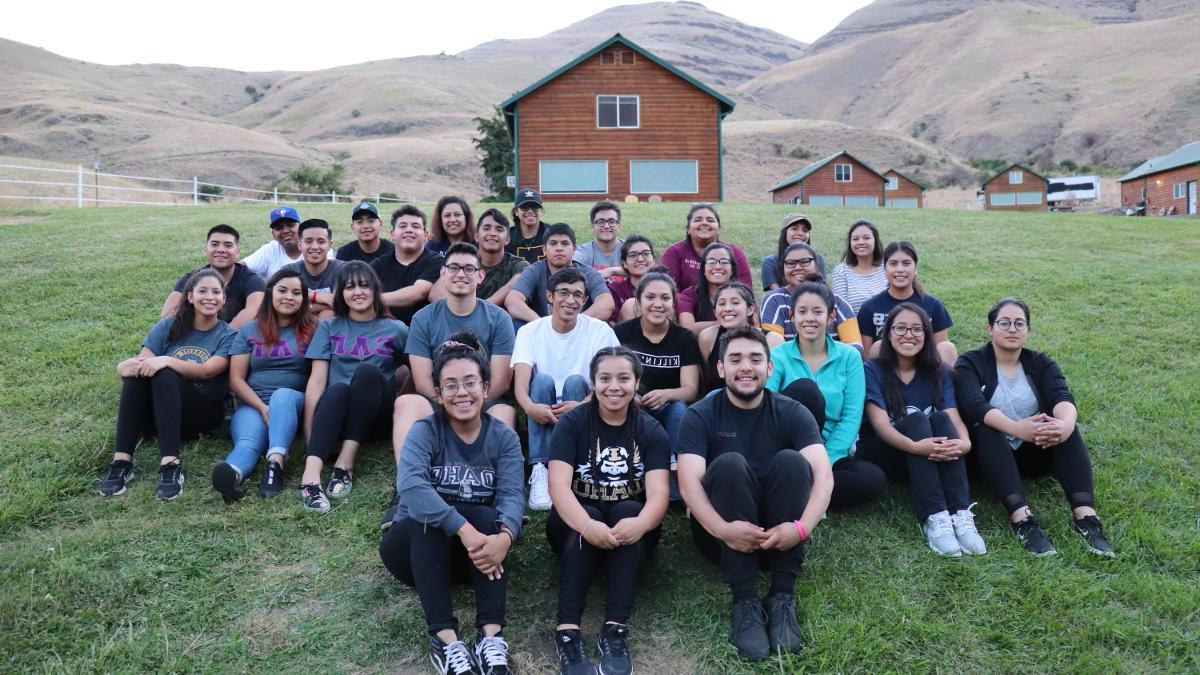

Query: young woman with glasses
left=606, top=235, right=656, bottom=323
left=678, top=242, right=744, bottom=336
left=760, top=243, right=860, bottom=347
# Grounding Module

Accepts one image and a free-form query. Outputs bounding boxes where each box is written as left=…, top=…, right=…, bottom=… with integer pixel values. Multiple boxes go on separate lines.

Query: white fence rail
left=0, top=161, right=417, bottom=207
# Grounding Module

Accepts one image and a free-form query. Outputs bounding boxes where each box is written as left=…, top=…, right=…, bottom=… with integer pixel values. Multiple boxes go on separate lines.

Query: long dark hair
left=790, top=273, right=834, bottom=313
left=258, top=268, right=316, bottom=347
left=694, top=242, right=738, bottom=322
left=713, top=281, right=760, bottom=328
left=430, top=195, right=475, bottom=245
left=875, top=302, right=943, bottom=420
left=332, top=261, right=390, bottom=319
left=635, top=271, right=678, bottom=320
left=841, top=220, right=883, bottom=266
left=583, top=346, right=645, bottom=484
left=169, top=269, right=225, bottom=342
left=883, top=240, right=924, bottom=295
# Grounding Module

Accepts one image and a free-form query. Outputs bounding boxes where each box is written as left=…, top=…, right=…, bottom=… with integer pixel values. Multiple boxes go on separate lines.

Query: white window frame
left=1173, top=183, right=1187, bottom=199
left=886, top=176, right=899, bottom=190
left=834, top=164, right=853, bottom=182
left=596, top=95, right=639, bottom=129
left=990, top=193, right=1017, bottom=207
left=1015, top=191, right=1043, bottom=205
left=539, top=160, right=609, bottom=195
left=1009, top=170, right=1024, bottom=185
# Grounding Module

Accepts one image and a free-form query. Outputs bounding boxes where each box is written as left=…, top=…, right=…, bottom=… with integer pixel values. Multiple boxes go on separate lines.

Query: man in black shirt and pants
left=677, top=326, right=833, bottom=660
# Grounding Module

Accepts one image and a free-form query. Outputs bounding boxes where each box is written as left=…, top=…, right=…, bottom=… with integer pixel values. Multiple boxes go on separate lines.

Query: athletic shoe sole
left=212, top=463, right=244, bottom=504
left=1074, top=532, right=1116, bottom=558
left=157, top=473, right=185, bottom=501
left=99, top=470, right=134, bottom=497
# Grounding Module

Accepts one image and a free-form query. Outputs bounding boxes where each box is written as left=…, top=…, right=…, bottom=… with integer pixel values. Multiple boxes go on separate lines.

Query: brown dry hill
left=740, top=3, right=1200, bottom=168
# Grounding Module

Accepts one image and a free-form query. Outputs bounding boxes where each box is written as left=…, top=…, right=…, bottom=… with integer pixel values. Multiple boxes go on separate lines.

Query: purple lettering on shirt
left=348, top=336, right=371, bottom=356
left=330, top=334, right=348, bottom=355
left=248, top=337, right=267, bottom=358
left=374, top=337, right=395, bottom=356
left=269, top=341, right=295, bottom=358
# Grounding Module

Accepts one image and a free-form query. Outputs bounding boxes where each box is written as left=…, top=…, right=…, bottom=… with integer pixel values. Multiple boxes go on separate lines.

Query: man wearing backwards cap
left=243, top=206, right=334, bottom=279
left=761, top=213, right=826, bottom=292
left=507, top=187, right=549, bottom=264
left=335, top=202, right=395, bottom=265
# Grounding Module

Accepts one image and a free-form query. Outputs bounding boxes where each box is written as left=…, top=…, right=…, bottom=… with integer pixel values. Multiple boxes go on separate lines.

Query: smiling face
left=591, top=208, right=621, bottom=244
left=517, top=203, right=542, bottom=228
left=475, top=214, right=509, bottom=255
left=717, top=337, right=772, bottom=402
left=203, top=232, right=239, bottom=271
left=888, top=308, right=926, bottom=358
left=342, top=275, right=375, bottom=315
left=785, top=222, right=811, bottom=245
left=987, top=303, right=1031, bottom=351
left=703, top=247, right=733, bottom=286
left=300, top=227, right=331, bottom=265
left=687, top=208, right=720, bottom=248
left=782, top=248, right=819, bottom=288
left=272, top=219, right=299, bottom=251
left=637, top=279, right=674, bottom=327
left=548, top=279, right=587, bottom=324
left=791, top=291, right=830, bottom=341
left=593, top=355, right=638, bottom=416
left=440, top=202, right=467, bottom=239
left=271, top=276, right=304, bottom=319
left=885, top=250, right=916, bottom=293
left=188, top=276, right=226, bottom=319
left=544, top=233, right=575, bottom=269
left=351, top=214, right=382, bottom=244
left=392, top=214, right=427, bottom=254
left=441, top=252, right=482, bottom=298
left=623, top=241, right=654, bottom=277
left=436, top=357, right=486, bottom=423
left=714, top=288, right=752, bottom=329
left=850, top=225, right=875, bottom=261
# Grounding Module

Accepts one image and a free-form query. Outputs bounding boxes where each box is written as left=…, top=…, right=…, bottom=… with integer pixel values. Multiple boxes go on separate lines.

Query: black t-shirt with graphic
left=506, top=221, right=547, bottom=264
left=613, top=319, right=702, bottom=394
left=549, top=405, right=670, bottom=503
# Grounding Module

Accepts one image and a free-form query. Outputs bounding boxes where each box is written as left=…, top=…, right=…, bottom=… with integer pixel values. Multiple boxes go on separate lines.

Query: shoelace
left=159, top=463, right=181, bottom=482
left=106, top=463, right=128, bottom=480
left=302, top=484, right=323, bottom=500
left=557, top=633, right=586, bottom=663
left=599, top=626, right=628, bottom=657
left=767, top=597, right=800, bottom=635
left=734, top=601, right=768, bottom=632
left=264, top=463, right=279, bottom=484
left=951, top=502, right=980, bottom=534
left=927, top=513, right=954, bottom=537
left=443, top=641, right=474, bottom=674
left=476, top=635, right=509, bottom=666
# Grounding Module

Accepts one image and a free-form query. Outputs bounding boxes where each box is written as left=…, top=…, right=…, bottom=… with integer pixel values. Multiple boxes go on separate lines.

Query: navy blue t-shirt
left=857, top=290, right=953, bottom=342
left=863, top=360, right=957, bottom=422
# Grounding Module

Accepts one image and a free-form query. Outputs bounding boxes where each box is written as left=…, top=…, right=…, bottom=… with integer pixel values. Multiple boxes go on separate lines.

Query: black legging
left=690, top=450, right=812, bottom=602
left=780, top=379, right=886, bottom=509
left=113, top=370, right=224, bottom=459
left=379, top=503, right=506, bottom=634
left=547, top=499, right=661, bottom=626
left=856, top=411, right=970, bottom=520
left=306, top=363, right=393, bottom=462
left=969, top=424, right=1095, bottom=514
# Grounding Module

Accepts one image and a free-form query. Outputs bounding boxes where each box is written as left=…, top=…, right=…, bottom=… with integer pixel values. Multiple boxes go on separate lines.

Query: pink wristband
left=793, top=519, right=808, bottom=542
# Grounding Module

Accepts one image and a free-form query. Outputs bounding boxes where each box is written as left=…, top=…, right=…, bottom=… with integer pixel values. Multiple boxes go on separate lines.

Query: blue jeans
left=643, top=399, right=687, bottom=463
left=528, top=373, right=590, bottom=465
left=225, top=388, right=305, bottom=477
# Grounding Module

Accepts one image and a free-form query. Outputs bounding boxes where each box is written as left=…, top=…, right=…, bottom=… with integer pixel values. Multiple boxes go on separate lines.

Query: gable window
left=834, top=164, right=852, bottom=182
left=1009, top=170, right=1023, bottom=185
left=886, top=176, right=899, bottom=190
left=597, top=95, right=639, bottom=129
left=1173, top=183, right=1186, bottom=199
left=601, top=51, right=615, bottom=65
left=621, top=51, right=635, bottom=65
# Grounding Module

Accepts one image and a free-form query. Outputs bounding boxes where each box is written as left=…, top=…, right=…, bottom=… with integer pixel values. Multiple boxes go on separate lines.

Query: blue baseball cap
left=269, top=206, right=300, bottom=227
left=351, top=202, right=380, bottom=219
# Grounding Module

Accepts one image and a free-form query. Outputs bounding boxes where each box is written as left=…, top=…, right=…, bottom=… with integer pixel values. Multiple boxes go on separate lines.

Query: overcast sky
left=2, top=0, right=870, bottom=71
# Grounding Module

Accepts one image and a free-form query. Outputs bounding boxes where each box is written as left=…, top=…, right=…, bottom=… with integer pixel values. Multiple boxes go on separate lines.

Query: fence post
left=77, top=165, right=84, bottom=207
left=273, top=188, right=278, bottom=205
left=193, top=177, right=199, bottom=205
left=331, top=191, right=336, bottom=204
left=376, top=193, right=381, bottom=203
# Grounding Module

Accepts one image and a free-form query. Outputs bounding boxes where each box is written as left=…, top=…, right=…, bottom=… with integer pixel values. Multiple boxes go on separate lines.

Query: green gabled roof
left=982, top=163, right=1047, bottom=189
left=884, top=169, right=927, bottom=192
left=500, top=33, right=736, bottom=134
left=1119, top=141, right=1200, bottom=182
left=770, top=150, right=887, bottom=192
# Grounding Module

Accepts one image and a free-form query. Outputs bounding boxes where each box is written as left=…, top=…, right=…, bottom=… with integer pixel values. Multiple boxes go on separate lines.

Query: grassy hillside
left=0, top=204, right=1197, bottom=673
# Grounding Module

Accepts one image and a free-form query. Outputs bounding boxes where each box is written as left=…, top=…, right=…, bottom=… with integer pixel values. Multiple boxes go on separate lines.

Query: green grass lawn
left=1, top=203, right=1197, bottom=673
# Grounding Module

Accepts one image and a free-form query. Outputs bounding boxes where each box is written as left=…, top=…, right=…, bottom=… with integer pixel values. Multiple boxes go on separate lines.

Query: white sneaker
left=528, top=463, right=552, bottom=511
left=951, top=502, right=987, bottom=555
left=922, top=510, right=962, bottom=557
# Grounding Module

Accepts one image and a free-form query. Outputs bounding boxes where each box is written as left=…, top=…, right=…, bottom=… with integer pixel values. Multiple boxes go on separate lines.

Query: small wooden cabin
left=1119, top=141, right=1200, bottom=216
left=770, top=151, right=886, bottom=206
left=501, top=34, right=735, bottom=203
left=883, top=169, right=925, bottom=208
left=982, top=164, right=1048, bottom=211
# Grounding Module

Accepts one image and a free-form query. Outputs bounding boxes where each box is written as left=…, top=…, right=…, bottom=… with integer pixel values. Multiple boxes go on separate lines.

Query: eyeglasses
left=592, top=218, right=620, bottom=228
left=444, top=263, right=480, bottom=276
left=626, top=249, right=653, bottom=261
left=704, top=258, right=733, bottom=267
left=891, top=324, right=925, bottom=337
left=783, top=257, right=816, bottom=269
left=553, top=289, right=587, bottom=301
left=994, top=318, right=1029, bottom=331
left=439, top=379, right=483, bottom=395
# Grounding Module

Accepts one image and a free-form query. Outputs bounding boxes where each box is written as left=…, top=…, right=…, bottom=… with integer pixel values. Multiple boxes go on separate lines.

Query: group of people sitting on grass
left=98, top=188, right=1116, bottom=675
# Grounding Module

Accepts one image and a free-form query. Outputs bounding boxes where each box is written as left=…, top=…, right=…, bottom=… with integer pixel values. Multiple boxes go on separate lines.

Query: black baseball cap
left=515, top=187, right=543, bottom=207
left=352, top=202, right=380, bottom=220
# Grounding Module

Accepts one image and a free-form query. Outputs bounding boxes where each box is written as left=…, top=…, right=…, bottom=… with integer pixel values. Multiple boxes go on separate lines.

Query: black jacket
left=953, top=342, right=1075, bottom=427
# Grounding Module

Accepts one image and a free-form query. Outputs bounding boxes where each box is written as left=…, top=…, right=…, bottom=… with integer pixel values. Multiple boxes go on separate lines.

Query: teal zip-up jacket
left=766, top=334, right=865, bottom=464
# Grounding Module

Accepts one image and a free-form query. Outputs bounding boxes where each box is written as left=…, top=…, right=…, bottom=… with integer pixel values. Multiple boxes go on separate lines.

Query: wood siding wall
left=771, top=156, right=884, bottom=205
left=983, top=166, right=1047, bottom=211
left=514, top=47, right=721, bottom=202
left=884, top=171, right=924, bottom=207
left=771, top=182, right=804, bottom=204
left=1120, top=164, right=1200, bottom=214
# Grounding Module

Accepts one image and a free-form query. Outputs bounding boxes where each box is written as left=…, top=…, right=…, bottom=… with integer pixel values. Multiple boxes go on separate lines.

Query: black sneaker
left=99, top=460, right=134, bottom=496
left=763, top=592, right=803, bottom=654
left=1073, top=515, right=1115, bottom=557
left=730, top=598, right=771, bottom=661
left=211, top=462, right=244, bottom=504
left=156, top=462, right=185, bottom=501
left=555, top=628, right=595, bottom=675
left=258, top=458, right=285, bottom=498
left=327, top=467, right=354, bottom=498
left=597, top=623, right=632, bottom=675
left=429, top=636, right=477, bottom=675
left=299, top=483, right=330, bottom=513
left=474, top=629, right=512, bottom=675
left=380, top=488, right=400, bottom=531
left=1013, top=516, right=1057, bottom=556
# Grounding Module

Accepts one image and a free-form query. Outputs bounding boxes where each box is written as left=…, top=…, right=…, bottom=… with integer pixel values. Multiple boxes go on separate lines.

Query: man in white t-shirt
left=511, top=266, right=618, bottom=509
left=244, top=206, right=334, bottom=279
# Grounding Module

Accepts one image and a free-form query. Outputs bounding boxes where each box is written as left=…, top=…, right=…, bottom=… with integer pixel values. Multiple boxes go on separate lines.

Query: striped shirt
left=830, top=263, right=887, bottom=314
